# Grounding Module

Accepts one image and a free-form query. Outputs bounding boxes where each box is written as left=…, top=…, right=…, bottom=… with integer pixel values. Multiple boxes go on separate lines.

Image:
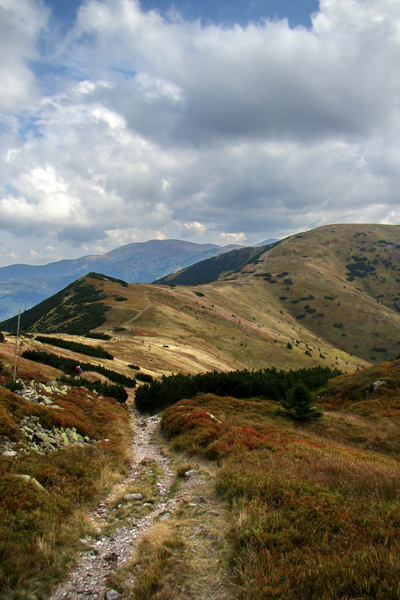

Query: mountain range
left=2, top=223, right=400, bottom=600
left=3, top=223, right=399, bottom=371
left=0, top=239, right=243, bottom=321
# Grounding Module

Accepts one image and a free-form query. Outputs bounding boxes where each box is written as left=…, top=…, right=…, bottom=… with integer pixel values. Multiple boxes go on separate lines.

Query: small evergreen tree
left=281, top=383, right=322, bottom=421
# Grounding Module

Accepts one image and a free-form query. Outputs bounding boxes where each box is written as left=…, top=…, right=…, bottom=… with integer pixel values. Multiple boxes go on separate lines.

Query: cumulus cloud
left=215, top=232, right=248, bottom=245
left=0, top=0, right=48, bottom=111
left=183, top=221, right=206, bottom=235
left=0, top=0, right=400, bottom=265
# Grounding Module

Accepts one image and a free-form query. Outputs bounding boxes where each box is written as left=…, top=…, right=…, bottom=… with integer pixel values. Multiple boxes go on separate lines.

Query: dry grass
left=108, top=454, right=234, bottom=600
left=161, top=391, right=400, bottom=599
left=109, top=520, right=187, bottom=600
left=104, top=459, right=163, bottom=534
left=6, top=266, right=365, bottom=379
left=0, top=385, right=132, bottom=600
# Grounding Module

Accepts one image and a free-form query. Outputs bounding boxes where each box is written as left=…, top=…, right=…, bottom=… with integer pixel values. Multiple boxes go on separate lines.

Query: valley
left=1, top=223, right=400, bottom=599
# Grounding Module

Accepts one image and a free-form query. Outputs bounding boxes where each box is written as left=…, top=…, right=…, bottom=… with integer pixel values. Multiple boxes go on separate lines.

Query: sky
left=1, top=0, right=400, bottom=267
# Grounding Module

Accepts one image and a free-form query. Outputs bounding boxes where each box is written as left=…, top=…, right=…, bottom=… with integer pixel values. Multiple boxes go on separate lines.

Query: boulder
left=17, top=474, right=49, bottom=494
left=105, top=590, right=121, bottom=600
left=124, top=493, right=143, bottom=501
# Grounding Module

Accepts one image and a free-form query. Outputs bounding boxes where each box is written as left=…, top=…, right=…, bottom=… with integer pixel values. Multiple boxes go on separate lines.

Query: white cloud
left=0, top=0, right=48, bottom=111
left=216, top=232, right=247, bottom=245
left=183, top=221, right=206, bottom=235
left=1, top=0, right=400, bottom=264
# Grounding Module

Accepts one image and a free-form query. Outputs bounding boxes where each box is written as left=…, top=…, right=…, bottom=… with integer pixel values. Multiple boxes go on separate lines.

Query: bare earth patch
left=47, top=413, right=235, bottom=600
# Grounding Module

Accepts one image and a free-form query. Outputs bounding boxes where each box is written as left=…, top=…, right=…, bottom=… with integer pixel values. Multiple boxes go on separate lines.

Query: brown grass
left=0, top=384, right=132, bottom=599
left=161, top=391, right=400, bottom=599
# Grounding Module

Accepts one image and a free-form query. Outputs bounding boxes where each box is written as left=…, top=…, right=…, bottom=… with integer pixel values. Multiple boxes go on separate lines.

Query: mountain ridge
left=2, top=223, right=400, bottom=370
left=0, top=239, right=242, bottom=320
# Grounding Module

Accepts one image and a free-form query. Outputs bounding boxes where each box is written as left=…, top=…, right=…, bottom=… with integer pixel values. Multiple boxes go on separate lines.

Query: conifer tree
left=281, top=383, right=322, bottom=421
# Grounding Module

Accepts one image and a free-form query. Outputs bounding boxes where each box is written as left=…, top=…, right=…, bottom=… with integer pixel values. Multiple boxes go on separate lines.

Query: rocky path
left=119, top=303, right=152, bottom=330
left=48, top=413, right=177, bottom=600
left=48, top=411, right=235, bottom=600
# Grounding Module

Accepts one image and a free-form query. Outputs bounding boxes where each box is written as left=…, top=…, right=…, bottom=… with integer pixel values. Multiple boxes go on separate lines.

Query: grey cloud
left=57, top=225, right=106, bottom=244
left=61, top=1, right=400, bottom=145
left=1, top=0, right=400, bottom=266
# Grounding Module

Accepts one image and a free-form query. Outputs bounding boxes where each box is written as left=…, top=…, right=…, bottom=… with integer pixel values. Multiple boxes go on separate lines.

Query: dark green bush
left=4, top=379, right=24, bottom=392
left=135, top=366, right=341, bottom=413
left=85, top=332, right=111, bottom=340
left=35, top=336, right=114, bottom=359
left=135, top=373, right=153, bottom=383
left=59, top=376, right=128, bottom=403
left=281, top=383, right=322, bottom=421
left=22, top=349, right=135, bottom=388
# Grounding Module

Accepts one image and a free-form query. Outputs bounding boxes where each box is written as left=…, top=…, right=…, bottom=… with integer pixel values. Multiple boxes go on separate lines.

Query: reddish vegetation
left=161, top=389, right=400, bottom=599
left=0, top=383, right=131, bottom=598
left=319, top=360, right=400, bottom=418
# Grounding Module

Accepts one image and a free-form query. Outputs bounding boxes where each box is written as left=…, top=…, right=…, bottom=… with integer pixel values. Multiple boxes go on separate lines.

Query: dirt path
left=48, top=414, right=175, bottom=600
left=47, top=413, right=235, bottom=600
left=121, top=303, right=152, bottom=328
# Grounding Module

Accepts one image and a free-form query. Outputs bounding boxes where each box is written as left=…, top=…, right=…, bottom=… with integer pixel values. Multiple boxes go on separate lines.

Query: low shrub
left=35, top=336, right=114, bottom=359
left=0, top=385, right=131, bottom=598
left=4, top=379, right=24, bottom=392
left=161, top=392, right=400, bottom=599
left=21, top=349, right=136, bottom=388
left=135, top=373, right=154, bottom=383
left=85, top=332, right=112, bottom=341
left=59, top=376, right=128, bottom=403
left=136, top=366, right=341, bottom=413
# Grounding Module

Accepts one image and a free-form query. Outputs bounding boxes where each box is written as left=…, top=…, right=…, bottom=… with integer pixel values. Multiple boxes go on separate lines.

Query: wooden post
left=13, top=311, right=21, bottom=382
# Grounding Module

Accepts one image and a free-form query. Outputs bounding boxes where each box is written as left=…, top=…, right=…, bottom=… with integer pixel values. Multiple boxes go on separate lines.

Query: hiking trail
left=48, top=412, right=235, bottom=600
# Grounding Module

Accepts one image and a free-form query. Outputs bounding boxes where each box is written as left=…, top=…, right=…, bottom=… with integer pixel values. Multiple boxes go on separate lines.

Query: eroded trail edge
left=48, top=412, right=235, bottom=600
left=48, top=414, right=175, bottom=600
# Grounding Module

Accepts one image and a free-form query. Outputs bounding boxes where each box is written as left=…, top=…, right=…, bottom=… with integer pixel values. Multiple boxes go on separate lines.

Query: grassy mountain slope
left=158, top=224, right=400, bottom=364
left=252, top=224, right=400, bottom=363
left=1, top=274, right=366, bottom=378
left=0, top=239, right=242, bottom=321
left=0, top=349, right=131, bottom=599
left=2, top=224, right=399, bottom=374
left=154, top=243, right=276, bottom=285
left=158, top=358, right=400, bottom=600
left=2, top=221, right=400, bottom=598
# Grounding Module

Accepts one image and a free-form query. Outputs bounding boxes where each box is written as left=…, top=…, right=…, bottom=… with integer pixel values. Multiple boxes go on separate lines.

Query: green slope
left=0, top=273, right=127, bottom=334
left=154, top=242, right=279, bottom=285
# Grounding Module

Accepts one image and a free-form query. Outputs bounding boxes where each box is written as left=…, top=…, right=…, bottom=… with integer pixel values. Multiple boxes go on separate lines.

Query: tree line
left=35, top=336, right=114, bottom=360
left=135, top=365, right=341, bottom=413
left=22, top=349, right=136, bottom=388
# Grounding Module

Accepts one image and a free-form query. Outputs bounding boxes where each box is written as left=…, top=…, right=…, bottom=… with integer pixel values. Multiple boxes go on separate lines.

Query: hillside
left=2, top=342, right=400, bottom=599
left=2, top=222, right=400, bottom=598
left=0, top=271, right=367, bottom=376
left=154, top=243, right=276, bottom=285
left=2, top=224, right=400, bottom=373
left=0, top=239, right=241, bottom=321
left=158, top=223, right=400, bottom=363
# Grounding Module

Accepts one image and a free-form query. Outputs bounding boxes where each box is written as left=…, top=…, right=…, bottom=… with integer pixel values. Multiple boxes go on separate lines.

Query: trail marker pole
left=13, top=310, right=21, bottom=382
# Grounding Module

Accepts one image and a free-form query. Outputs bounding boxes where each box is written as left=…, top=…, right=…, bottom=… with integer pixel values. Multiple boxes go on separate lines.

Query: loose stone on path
left=47, top=413, right=176, bottom=600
